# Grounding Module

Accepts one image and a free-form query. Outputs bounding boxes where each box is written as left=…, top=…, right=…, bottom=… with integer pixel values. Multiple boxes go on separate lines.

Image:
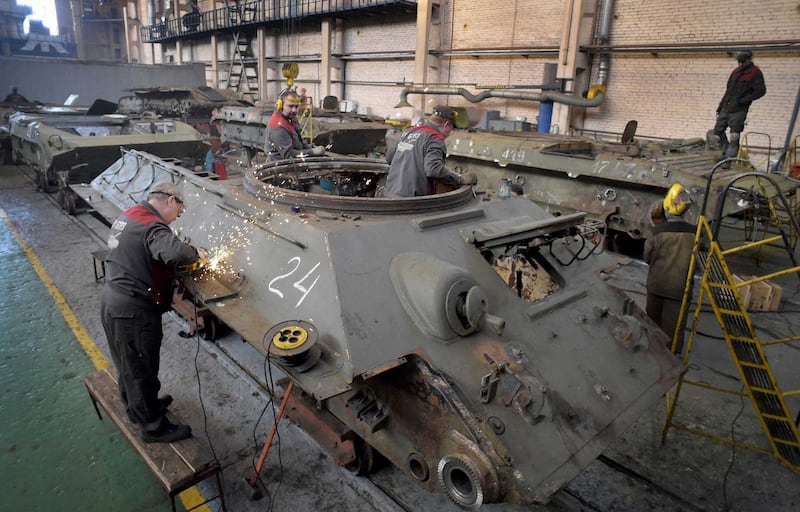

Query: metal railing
left=141, top=0, right=417, bottom=43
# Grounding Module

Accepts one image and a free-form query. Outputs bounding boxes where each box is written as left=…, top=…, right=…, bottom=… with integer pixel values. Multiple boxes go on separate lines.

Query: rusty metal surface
left=89, top=150, right=684, bottom=508
left=447, top=131, right=800, bottom=240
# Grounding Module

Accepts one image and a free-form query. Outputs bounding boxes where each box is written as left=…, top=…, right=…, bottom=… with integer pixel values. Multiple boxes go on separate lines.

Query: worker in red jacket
left=101, top=182, right=205, bottom=443
left=712, top=50, right=766, bottom=161
left=264, top=89, right=325, bottom=162
left=384, top=106, right=476, bottom=197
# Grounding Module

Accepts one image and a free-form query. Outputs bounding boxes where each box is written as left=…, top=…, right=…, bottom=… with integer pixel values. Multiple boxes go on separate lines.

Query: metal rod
left=247, top=380, right=295, bottom=488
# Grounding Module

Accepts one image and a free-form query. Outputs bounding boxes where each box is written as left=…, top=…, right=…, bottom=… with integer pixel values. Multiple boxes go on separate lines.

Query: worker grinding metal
left=643, top=183, right=696, bottom=353
left=100, top=182, right=206, bottom=443
left=264, top=89, right=325, bottom=162
left=384, top=106, right=477, bottom=198
left=712, top=50, right=766, bottom=162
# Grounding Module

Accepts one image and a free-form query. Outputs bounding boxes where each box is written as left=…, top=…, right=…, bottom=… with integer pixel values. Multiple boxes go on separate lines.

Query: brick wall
left=177, top=0, right=799, bottom=146
left=583, top=0, right=800, bottom=143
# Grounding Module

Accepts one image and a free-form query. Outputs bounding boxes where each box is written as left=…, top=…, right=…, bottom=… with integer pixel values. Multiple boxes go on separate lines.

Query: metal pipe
left=582, top=40, right=800, bottom=54
left=597, top=0, right=614, bottom=86
left=775, top=82, right=800, bottom=172
left=394, top=86, right=605, bottom=109
left=598, top=0, right=613, bottom=42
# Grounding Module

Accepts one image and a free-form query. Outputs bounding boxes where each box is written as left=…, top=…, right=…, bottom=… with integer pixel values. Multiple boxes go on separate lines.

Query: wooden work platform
left=84, top=368, right=225, bottom=512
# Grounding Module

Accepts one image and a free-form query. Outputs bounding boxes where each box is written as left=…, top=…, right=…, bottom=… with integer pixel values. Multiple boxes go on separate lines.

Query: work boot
left=126, top=395, right=174, bottom=424
left=141, top=420, right=192, bottom=444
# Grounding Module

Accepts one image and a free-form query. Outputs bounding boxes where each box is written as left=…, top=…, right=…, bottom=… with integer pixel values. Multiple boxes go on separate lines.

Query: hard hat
left=663, top=183, right=691, bottom=216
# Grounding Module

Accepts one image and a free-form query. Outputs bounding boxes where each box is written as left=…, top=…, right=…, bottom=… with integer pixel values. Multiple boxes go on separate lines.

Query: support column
left=257, top=26, right=266, bottom=104
left=265, top=32, right=279, bottom=102
left=412, top=0, right=435, bottom=118
left=210, top=33, right=219, bottom=88
left=553, top=0, right=582, bottom=135
left=321, top=19, right=332, bottom=101
left=174, top=1, right=182, bottom=63
left=123, top=6, right=131, bottom=63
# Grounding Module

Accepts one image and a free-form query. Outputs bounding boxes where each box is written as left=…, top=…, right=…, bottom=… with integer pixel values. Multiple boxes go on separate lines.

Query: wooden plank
left=84, top=369, right=214, bottom=492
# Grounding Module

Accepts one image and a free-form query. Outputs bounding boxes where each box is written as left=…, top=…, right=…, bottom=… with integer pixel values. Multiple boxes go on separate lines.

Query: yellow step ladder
left=662, top=171, right=800, bottom=474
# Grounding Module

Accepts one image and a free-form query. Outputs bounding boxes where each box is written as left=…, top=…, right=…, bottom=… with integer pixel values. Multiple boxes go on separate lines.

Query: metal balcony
left=140, top=0, right=418, bottom=44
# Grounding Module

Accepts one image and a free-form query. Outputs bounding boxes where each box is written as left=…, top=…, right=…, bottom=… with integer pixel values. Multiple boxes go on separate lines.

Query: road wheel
left=344, top=438, right=375, bottom=476
left=58, top=189, right=76, bottom=215
left=200, top=315, right=219, bottom=341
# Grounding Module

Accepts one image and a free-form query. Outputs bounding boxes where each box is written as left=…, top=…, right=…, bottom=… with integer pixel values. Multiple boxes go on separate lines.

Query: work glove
left=459, top=172, right=478, bottom=186
left=196, top=247, right=208, bottom=270
left=182, top=247, right=208, bottom=273
left=310, top=146, right=326, bottom=156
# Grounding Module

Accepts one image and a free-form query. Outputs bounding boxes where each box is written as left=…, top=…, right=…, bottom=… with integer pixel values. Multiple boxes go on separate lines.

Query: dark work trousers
left=100, top=286, right=165, bottom=432
left=713, top=110, right=748, bottom=158
left=646, top=293, right=687, bottom=353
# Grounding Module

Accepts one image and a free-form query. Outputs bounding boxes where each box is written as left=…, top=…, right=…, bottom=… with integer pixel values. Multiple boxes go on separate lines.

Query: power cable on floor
left=722, top=385, right=747, bottom=511
left=249, top=362, right=275, bottom=504
left=190, top=286, right=226, bottom=505
left=265, top=357, right=284, bottom=512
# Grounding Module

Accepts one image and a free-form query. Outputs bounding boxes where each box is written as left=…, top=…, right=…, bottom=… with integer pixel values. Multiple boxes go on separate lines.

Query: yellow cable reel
left=272, top=325, right=309, bottom=350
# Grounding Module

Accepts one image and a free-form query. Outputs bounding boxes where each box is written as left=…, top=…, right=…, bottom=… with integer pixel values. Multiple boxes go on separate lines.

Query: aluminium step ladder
left=663, top=171, right=800, bottom=475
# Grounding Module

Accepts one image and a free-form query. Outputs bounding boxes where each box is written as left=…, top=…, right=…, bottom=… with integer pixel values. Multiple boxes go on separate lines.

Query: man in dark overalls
left=713, top=50, right=766, bottom=161
left=100, top=182, right=205, bottom=443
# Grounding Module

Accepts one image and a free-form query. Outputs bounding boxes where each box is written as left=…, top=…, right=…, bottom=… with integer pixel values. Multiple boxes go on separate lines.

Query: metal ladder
left=226, top=30, right=259, bottom=102
left=663, top=171, right=800, bottom=475
left=298, top=104, right=313, bottom=144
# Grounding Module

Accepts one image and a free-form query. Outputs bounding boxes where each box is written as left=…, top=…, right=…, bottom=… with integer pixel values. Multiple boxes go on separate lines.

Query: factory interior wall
left=583, top=0, right=800, bottom=142
left=0, top=57, right=206, bottom=106
left=142, top=0, right=797, bottom=142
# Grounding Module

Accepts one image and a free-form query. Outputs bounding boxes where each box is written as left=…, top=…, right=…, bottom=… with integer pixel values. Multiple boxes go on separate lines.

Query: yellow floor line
left=0, top=205, right=212, bottom=512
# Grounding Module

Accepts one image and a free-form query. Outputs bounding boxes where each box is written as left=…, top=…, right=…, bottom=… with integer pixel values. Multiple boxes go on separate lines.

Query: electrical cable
left=188, top=281, right=226, bottom=505
left=721, top=384, right=746, bottom=512
left=265, top=349, right=284, bottom=512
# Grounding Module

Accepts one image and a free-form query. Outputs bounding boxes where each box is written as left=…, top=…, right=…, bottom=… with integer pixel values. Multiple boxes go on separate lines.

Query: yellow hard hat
left=663, top=183, right=691, bottom=216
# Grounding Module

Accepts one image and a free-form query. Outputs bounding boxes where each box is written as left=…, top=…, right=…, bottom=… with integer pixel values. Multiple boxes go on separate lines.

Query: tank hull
left=446, top=131, right=799, bottom=241
left=90, top=151, right=684, bottom=507
left=9, top=111, right=206, bottom=193
left=215, top=104, right=389, bottom=156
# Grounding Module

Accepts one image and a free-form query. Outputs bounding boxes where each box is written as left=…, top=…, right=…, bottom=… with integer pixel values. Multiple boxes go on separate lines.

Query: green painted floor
left=0, top=219, right=171, bottom=511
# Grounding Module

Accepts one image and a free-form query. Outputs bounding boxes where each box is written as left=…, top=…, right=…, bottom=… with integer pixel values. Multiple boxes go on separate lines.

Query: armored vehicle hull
left=215, top=105, right=389, bottom=160
left=116, top=86, right=249, bottom=134
left=91, top=151, right=683, bottom=508
left=8, top=111, right=206, bottom=211
left=446, top=131, right=799, bottom=244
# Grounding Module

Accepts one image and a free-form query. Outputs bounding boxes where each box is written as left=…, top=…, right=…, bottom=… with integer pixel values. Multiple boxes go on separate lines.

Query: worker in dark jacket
left=644, top=183, right=696, bottom=353
left=2, top=86, right=31, bottom=105
left=264, top=89, right=325, bottom=162
left=100, top=182, right=205, bottom=443
left=384, top=106, right=476, bottom=197
left=713, top=50, right=766, bottom=160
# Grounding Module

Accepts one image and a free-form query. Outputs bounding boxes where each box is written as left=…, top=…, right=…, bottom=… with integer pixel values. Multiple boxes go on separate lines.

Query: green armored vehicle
left=8, top=108, right=207, bottom=213
left=89, top=150, right=683, bottom=508
left=446, top=129, right=799, bottom=249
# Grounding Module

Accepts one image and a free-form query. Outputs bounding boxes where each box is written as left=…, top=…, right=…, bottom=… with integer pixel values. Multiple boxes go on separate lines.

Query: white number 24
left=268, top=256, right=321, bottom=307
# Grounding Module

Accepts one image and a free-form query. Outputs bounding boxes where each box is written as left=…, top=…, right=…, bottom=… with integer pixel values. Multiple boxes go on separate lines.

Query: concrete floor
left=1, top=161, right=799, bottom=512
